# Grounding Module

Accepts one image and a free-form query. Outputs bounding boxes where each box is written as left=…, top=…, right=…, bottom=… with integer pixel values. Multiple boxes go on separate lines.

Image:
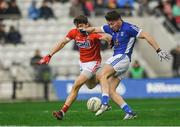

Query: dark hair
left=105, top=11, right=121, bottom=21
left=73, top=15, right=88, bottom=26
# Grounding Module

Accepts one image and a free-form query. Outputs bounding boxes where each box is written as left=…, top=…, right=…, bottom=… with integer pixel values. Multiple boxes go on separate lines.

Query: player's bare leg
left=95, top=64, right=115, bottom=116
left=53, top=74, right=89, bottom=120
left=109, top=76, right=137, bottom=120
left=109, top=77, right=125, bottom=105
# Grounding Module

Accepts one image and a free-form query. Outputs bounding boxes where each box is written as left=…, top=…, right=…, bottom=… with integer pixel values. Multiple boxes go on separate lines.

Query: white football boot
left=95, top=104, right=111, bottom=116
left=123, top=112, right=137, bottom=120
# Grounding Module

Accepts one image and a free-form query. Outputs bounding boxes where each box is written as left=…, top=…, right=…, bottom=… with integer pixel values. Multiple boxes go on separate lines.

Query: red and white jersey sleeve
left=66, top=28, right=77, bottom=40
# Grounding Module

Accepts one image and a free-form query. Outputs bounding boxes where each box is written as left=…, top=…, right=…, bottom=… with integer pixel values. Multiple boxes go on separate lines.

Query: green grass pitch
left=0, top=98, right=180, bottom=126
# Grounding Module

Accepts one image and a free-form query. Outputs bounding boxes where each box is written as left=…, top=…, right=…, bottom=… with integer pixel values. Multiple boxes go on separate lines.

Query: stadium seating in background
left=39, top=0, right=56, bottom=20
left=0, top=0, right=21, bottom=20
left=170, top=45, right=180, bottom=77
left=5, top=25, right=24, bottom=45
left=155, top=0, right=180, bottom=33
left=0, top=22, right=6, bottom=45
left=28, top=0, right=40, bottom=20
left=0, top=1, right=77, bottom=81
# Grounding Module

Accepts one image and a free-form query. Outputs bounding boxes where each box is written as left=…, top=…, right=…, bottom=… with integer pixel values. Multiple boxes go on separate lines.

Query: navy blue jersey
left=101, top=22, right=142, bottom=60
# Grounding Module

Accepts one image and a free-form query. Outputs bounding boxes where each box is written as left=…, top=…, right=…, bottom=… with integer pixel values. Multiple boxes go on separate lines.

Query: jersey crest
left=76, top=40, right=91, bottom=48
left=120, top=32, right=124, bottom=36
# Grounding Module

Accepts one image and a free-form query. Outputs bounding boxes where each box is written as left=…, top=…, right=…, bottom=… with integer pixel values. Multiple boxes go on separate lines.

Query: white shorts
left=79, top=60, right=101, bottom=79
left=105, top=54, right=130, bottom=79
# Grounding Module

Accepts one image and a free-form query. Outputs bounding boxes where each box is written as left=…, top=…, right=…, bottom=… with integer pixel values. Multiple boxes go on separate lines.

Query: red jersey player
left=38, top=15, right=111, bottom=120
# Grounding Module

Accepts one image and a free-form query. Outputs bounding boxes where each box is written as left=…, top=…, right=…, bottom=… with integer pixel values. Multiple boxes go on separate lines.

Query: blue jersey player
left=84, top=11, right=171, bottom=119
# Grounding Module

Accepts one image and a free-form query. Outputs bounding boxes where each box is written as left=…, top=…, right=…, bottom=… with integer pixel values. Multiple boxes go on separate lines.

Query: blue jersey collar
left=117, top=21, right=125, bottom=32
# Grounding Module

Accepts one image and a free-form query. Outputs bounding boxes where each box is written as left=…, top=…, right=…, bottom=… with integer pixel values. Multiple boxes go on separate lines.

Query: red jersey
left=66, top=28, right=102, bottom=63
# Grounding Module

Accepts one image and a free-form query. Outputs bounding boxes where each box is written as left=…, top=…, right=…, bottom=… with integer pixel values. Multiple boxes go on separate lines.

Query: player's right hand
left=156, top=49, right=171, bottom=61
left=38, top=55, right=51, bottom=64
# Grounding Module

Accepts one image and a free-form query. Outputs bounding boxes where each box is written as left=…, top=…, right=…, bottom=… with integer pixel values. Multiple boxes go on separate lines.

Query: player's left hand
left=156, top=49, right=171, bottom=61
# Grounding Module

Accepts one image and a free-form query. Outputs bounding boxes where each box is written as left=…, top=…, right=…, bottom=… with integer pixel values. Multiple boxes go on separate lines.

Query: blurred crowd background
left=0, top=0, right=179, bottom=100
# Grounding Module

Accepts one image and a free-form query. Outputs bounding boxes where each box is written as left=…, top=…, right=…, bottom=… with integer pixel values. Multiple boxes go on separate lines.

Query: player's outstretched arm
left=49, top=37, right=70, bottom=56
left=138, top=31, right=160, bottom=51
left=38, top=37, right=70, bottom=64
left=138, top=31, right=171, bottom=61
left=84, top=27, right=103, bottom=33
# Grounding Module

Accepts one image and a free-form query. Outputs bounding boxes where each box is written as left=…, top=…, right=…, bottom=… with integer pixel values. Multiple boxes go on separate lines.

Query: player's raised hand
left=38, top=55, right=51, bottom=64
left=156, top=49, right=171, bottom=61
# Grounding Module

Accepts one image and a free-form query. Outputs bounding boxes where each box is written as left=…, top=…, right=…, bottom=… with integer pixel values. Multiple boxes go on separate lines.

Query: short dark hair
left=105, top=11, right=121, bottom=21
left=73, top=15, right=88, bottom=26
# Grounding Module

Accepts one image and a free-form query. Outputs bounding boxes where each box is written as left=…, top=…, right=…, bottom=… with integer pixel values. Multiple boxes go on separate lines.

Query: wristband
left=156, top=48, right=161, bottom=53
